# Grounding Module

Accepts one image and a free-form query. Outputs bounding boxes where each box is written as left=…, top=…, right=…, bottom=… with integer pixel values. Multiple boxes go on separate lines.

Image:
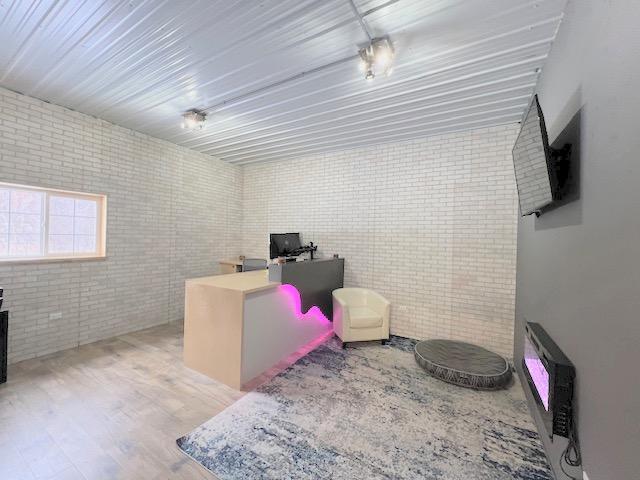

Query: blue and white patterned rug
left=177, top=337, right=552, bottom=479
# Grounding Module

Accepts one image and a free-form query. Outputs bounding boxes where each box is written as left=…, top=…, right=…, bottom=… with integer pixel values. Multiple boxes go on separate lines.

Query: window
left=0, top=183, right=106, bottom=262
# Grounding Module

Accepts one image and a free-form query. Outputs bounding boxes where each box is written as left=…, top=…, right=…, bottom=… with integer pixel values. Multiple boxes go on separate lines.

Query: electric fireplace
left=1, top=287, right=6, bottom=385
left=524, top=335, right=550, bottom=411
left=523, top=322, right=575, bottom=438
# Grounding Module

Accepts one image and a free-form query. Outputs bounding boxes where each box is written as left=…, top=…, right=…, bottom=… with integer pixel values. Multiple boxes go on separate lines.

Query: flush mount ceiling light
left=358, top=36, right=395, bottom=81
left=181, top=109, right=207, bottom=130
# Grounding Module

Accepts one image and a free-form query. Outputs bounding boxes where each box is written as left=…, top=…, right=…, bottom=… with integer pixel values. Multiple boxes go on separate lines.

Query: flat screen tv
left=512, top=94, right=570, bottom=216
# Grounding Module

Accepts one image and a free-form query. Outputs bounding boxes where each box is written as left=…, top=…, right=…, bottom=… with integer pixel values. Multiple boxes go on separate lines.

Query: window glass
left=8, top=189, right=44, bottom=257
left=48, top=196, right=98, bottom=255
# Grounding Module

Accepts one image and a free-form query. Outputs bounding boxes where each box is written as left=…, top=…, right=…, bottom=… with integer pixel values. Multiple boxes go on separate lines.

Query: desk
left=218, top=258, right=243, bottom=274
left=184, top=270, right=333, bottom=389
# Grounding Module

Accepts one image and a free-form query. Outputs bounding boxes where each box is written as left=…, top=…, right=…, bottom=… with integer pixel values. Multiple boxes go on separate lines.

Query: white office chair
left=332, top=288, right=390, bottom=348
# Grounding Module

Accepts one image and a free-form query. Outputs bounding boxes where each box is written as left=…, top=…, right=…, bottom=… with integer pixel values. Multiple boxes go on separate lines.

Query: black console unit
left=523, top=322, right=575, bottom=438
left=1, top=310, right=7, bottom=384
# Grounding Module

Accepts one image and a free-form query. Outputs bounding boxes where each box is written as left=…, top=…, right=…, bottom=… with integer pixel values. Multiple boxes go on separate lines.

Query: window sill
left=0, top=256, right=107, bottom=266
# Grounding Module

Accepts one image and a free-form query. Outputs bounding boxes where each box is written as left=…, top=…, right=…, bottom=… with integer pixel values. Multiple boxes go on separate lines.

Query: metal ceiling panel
left=0, top=0, right=566, bottom=164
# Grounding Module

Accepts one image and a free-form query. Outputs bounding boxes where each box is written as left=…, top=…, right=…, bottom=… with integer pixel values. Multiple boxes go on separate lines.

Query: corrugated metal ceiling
left=0, top=0, right=566, bottom=164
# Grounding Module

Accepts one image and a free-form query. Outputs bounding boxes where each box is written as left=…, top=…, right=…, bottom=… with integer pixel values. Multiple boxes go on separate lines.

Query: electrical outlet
left=49, top=312, right=62, bottom=320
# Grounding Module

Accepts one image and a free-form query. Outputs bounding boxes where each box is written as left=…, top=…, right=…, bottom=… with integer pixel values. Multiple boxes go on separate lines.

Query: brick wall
left=0, top=85, right=520, bottom=362
left=0, top=87, right=242, bottom=364
left=242, top=124, right=520, bottom=356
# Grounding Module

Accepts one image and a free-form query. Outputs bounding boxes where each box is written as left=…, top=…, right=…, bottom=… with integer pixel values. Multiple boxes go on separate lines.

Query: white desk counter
left=188, top=270, right=276, bottom=293
left=184, top=270, right=332, bottom=389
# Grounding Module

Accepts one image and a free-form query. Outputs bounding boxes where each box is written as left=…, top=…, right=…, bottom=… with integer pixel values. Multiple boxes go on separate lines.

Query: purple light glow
left=524, top=336, right=550, bottom=411
left=278, top=284, right=331, bottom=325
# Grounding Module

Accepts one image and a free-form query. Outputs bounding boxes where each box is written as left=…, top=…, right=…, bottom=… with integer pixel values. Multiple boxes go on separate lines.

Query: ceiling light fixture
left=358, top=36, right=395, bottom=81
left=181, top=109, right=207, bottom=130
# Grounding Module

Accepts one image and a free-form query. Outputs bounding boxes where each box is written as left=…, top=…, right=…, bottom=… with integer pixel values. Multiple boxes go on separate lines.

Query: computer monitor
left=269, top=233, right=302, bottom=259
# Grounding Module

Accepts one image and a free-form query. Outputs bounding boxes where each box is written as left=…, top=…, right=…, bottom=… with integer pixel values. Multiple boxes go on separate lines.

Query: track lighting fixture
left=178, top=2, right=398, bottom=125
left=181, top=109, right=207, bottom=130
left=358, top=37, right=394, bottom=81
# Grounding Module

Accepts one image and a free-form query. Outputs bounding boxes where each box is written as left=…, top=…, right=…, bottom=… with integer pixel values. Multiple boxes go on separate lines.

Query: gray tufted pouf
left=414, top=339, right=512, bottom=390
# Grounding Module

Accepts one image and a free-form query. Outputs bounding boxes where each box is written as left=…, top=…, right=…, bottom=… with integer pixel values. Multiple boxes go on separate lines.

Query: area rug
left=177, top=337, right=552, bottom=480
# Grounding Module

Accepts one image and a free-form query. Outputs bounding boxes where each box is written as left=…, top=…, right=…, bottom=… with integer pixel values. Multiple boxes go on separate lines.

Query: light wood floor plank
left=0, top=322, right=330, bottom=480
left=0, top=323, right=243, bottom=480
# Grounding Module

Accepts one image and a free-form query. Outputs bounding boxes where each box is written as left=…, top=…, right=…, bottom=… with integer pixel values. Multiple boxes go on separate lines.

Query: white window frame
left=0, top=182, right=107, bottom=264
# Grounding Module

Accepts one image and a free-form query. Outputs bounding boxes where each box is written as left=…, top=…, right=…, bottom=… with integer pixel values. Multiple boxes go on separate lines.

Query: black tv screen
left=512, top=95, right=557, bottom=216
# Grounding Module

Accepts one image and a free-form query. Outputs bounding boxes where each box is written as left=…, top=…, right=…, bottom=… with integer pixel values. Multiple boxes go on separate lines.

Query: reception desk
left=184, top=259, right=343, bottom=389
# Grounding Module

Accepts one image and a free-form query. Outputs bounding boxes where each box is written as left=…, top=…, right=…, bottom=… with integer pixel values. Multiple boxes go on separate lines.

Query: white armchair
left=332, top=288, right=390, bottom=348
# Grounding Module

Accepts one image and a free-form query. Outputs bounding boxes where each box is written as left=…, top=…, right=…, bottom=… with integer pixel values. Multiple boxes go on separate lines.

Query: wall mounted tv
left=512, top=94, right=571, bottom=216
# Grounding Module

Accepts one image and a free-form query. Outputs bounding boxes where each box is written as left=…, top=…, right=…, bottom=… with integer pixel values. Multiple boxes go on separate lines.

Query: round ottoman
left=414, top=339, right=512, bottom=390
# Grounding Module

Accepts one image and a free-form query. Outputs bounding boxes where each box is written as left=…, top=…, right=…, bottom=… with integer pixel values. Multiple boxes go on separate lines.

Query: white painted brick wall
left=0, top=87, right=242, bottom=364
left=0, top=85, right=520, bottom=362
left=242, top=125, right=520, bottom=357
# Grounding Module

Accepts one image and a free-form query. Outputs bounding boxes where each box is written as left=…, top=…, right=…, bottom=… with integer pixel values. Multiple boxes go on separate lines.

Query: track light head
left=358, top=36, right=394, bottom=81
left=181, top=109, right=207, bottom=130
